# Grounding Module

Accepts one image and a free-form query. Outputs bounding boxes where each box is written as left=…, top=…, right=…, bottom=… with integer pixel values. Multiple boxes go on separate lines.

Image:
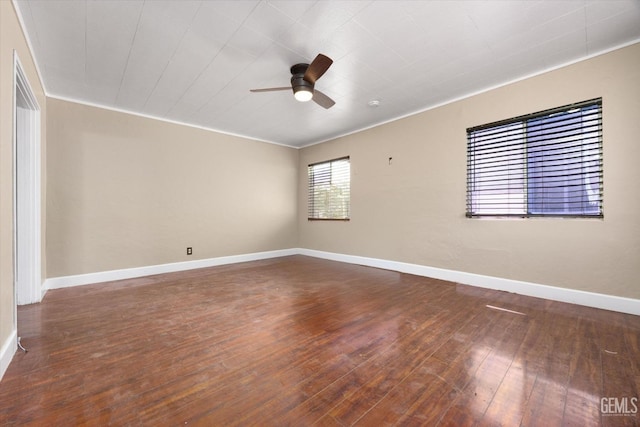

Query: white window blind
left=467, top=99, right=603, bottom=218
left=308, top=157, right=350, bottom=220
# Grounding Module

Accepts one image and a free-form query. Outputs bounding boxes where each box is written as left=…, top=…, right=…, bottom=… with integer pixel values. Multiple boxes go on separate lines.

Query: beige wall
left=46, top=99, right=298, bottom=277
left=0, top=2, right=47, bottom=351
left=299, top=43, right=640, bottom=300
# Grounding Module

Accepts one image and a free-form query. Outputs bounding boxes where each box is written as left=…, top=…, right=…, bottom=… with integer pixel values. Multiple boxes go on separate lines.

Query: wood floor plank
left=437, top=311, right=526, bottom=426
left=0, top=255, right=638, bottom=426
left=354, top=356, right=460, bottom=426
left=325, top=307, right=472, bottom=425
left=521, top=377, right=568, bottom=427
left=514, top=308, right=578, bottom=427
left=598, top=316, right=639, bottom=427
left=225, top=287, right=450, bottom=425
left=562, top=317, right=606, bottom=426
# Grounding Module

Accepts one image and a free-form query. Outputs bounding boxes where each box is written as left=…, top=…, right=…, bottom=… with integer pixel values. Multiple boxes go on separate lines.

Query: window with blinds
left=308, top=157, right=350, bottom=220
left=467, top=99, right=603, bottom=218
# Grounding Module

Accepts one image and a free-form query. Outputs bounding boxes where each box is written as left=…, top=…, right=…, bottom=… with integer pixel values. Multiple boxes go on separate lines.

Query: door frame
left=12, top=51, right=42, bottom=318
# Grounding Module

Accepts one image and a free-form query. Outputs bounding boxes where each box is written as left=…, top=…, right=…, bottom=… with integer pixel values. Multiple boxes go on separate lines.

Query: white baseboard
left=298, top=248, right=640, bottom=316
left=0, top=329, right=17, bottom=382
left=41, top=247, right=640, bottom=316
left=44, top=248, right=298, bottom=290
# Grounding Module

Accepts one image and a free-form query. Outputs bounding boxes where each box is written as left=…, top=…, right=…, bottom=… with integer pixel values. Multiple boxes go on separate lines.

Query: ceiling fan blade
left=250, top=87, right=291, bottom=93
left=304, top=54, right=333, bottom=84
left=312, top=89, right=335, bottom=109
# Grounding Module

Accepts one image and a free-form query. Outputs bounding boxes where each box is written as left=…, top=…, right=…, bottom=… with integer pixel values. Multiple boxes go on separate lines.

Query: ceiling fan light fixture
left=293, top=87, right=313, bottom=102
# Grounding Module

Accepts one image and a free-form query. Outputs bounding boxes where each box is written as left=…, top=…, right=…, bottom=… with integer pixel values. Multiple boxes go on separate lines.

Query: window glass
left=308, top=157, right=350, bottom=220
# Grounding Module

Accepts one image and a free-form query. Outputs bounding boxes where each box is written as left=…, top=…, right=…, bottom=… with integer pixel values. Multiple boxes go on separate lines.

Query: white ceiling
left=14, top=0, right=640, bottom=148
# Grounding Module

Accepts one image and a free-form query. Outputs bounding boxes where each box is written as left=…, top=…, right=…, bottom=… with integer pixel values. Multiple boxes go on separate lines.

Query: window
left=308, top=157, right=350, bottom=220
left=466, top=99, right=603, bottom=218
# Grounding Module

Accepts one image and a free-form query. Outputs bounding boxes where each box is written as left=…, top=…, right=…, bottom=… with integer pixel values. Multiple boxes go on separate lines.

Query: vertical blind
left=308, top=157, right=350, bottom=220
left=467, top=99, right=603, bottom=218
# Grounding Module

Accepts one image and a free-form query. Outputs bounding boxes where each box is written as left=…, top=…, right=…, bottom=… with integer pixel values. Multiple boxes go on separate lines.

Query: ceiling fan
left=250, top=54, right=336, bottom=109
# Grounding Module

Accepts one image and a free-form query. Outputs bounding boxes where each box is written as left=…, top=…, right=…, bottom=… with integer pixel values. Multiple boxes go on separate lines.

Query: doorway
left=13, top=52, right=42, bottom=320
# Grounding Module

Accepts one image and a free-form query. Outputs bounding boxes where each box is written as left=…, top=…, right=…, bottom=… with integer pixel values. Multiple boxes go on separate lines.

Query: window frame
left=466, top=98, right=603, bottom=219
left=307, top=156, right=351, bottom=221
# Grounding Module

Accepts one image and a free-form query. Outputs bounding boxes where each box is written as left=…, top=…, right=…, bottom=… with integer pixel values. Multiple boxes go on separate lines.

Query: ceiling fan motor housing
left=290, top=63, right=314, bottom=94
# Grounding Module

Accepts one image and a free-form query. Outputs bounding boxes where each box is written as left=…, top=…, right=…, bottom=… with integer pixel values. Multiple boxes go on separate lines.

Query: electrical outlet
left=186, top=247, right=192, bottom=255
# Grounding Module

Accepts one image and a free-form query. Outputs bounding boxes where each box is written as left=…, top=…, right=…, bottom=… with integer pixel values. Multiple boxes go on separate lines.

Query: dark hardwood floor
left=1, top=255, right=639, bottom=426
